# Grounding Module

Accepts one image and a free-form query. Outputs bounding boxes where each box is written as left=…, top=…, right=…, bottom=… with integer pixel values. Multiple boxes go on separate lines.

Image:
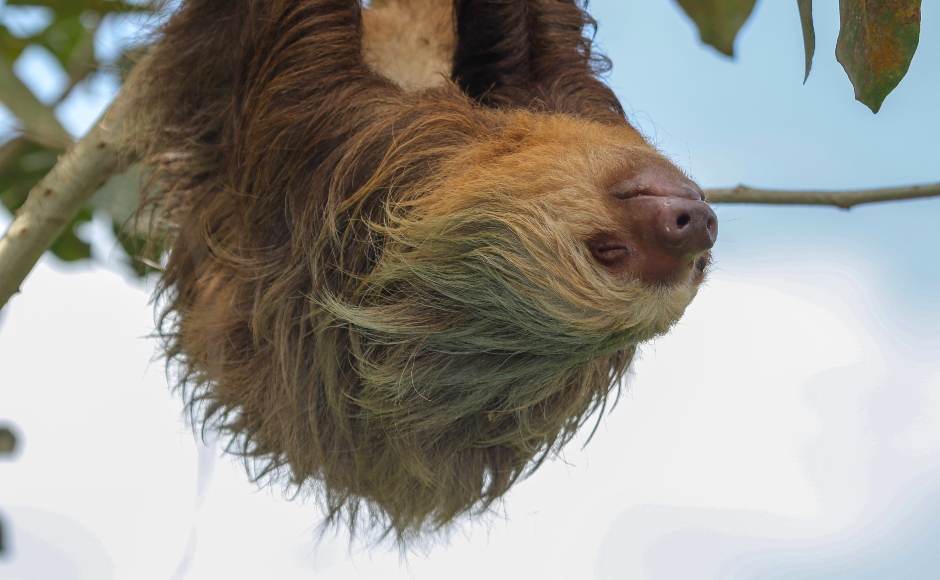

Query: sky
left=1, top=1, right=939, bottom=578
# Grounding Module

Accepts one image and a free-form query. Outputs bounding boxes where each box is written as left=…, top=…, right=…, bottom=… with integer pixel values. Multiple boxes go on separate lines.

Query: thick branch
left=705, top=182, right=940, bottom=209
left=0, top=108, right=128, bottom=310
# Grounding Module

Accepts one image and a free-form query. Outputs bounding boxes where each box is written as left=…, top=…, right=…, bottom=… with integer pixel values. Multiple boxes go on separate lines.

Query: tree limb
left=705, top=182, right=940, bottom=209
left=0, top=54, right=73, bottom=150
left=0, top=136, right=28, bottom=170
left=0, top=104, right=129, bottom=311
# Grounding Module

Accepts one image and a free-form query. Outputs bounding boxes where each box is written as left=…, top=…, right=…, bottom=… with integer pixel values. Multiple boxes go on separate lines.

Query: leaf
left=0, top=25, right=30, bottom=61
left=836, top=0, right=921, bottom=113
left=48, top=207, right=93, bottom=262
left=63, top=16, right=100, bottom=86
left=674, top=0, right=758, bottom=57
left=36, top=16, right=86, bottom=72
left=0, top=139, right=60, bottom=212
left=797, top=0, right=815, bottom=82
left=114, top=225, right=163, bottom=277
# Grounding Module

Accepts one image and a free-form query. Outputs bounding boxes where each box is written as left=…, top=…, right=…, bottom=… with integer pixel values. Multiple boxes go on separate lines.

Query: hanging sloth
left=129, top=0, right=717, bottom=540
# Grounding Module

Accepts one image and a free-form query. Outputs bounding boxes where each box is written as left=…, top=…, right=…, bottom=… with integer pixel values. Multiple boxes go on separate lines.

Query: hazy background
left=1, top=1, right=938, bottom=578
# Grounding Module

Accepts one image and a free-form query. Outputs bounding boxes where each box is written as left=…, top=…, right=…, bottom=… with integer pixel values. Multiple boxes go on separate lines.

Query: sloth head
left=304, top=112, right=716, bottom=533
left=326, top=113, right=715, bottom=379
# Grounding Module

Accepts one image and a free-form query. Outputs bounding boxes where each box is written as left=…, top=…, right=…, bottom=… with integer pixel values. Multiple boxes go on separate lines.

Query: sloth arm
left=230, top=0, right=405, bottom=194
left=451, top=0, right=625, bottom=122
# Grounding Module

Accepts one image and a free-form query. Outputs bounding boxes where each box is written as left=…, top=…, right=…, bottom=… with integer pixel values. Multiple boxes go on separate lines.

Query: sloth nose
left=590, top=167, right=718, bottom=284
left=656, top=197, right=718, bottom=256
left=616, top=167, right=717, bottom=259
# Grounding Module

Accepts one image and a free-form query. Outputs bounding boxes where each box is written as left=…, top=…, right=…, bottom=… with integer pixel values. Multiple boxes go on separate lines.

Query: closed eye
left=590, top=244, right=630, bottom=266
left=612, top=188, right=647, bottom=201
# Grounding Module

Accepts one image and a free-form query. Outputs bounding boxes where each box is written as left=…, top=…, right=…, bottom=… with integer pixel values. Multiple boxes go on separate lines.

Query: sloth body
left=132, top=0, right=717, bottom=538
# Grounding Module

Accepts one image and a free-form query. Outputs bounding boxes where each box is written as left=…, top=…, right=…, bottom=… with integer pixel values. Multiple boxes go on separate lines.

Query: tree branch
left=705, top=182, right=940, bottom=209
left=0, top=136, right=28, bottom=170
left=0, top=104, right=129, bottom=311
left=0, top=54, right=73, bottom=150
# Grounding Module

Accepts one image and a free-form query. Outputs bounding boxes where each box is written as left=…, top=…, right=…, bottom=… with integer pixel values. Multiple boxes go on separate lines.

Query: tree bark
left=0, top=107, right=129, bottom=310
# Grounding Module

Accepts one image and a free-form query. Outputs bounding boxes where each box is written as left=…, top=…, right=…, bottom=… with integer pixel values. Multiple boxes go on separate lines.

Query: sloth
left=129, top=0, right=717, bottom=539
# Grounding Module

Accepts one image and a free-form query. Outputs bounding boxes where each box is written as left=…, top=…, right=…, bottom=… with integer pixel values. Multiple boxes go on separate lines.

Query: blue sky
left=1, top=1, right=938, bottom=578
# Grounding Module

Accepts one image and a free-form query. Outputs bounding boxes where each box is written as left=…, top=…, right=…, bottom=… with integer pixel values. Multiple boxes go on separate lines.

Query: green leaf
left=0, top=25, right=30, bottom=61
left=674, top=0, right=758, bottom=57
left=48, top=207, right=93, bottom=262
left=797, top=0, right=815, bottom=82
left=0, top=139, right=60, bottom=212
left=63, top=16, right=100, bottom=86
left=114, top=224, right=163, bottom=277
left=836, top=0, right=921, bottom=113
left=36, top=16, right=85, bottom=70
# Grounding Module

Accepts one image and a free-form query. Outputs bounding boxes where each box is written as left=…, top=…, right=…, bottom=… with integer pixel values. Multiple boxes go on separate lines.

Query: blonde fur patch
left=362, top=0, right=455, bottom=90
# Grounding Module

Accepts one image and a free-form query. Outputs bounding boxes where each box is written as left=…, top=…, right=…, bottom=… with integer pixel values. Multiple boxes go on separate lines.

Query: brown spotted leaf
left=836, top=0, right=921, bottom=113
left=675, top=0, right=758, bottom=57
left=797, top=0, right=815, bottom=82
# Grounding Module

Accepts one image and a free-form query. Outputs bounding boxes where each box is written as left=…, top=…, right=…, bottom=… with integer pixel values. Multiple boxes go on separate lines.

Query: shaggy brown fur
left=129, top=0, right=714, bottom=540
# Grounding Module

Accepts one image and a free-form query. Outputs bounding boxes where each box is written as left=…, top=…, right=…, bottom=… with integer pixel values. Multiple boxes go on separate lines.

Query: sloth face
left=367, top=113, right=717, bottom=351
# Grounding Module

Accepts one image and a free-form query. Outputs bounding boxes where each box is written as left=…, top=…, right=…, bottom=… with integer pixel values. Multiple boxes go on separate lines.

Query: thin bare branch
left=0, top=104, right=129, bottom=310
left=0, top=54, right=73, bottom=150
left=63, top=19, right=102, bottom=93
left=706, top=182, right=940, bottom=209
left=0, top=136, right=28, bottom=170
